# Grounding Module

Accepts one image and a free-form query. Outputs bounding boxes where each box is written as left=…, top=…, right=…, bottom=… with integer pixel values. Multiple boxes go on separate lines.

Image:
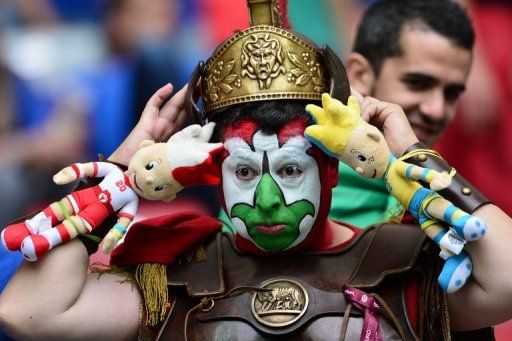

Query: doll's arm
left=53, top=161, right=118, bottom=185
left=102, top=216, right=133, bottom=254
left=395, top=160, right=452, bottom=191
left=102, top=199, right=138, bottom=253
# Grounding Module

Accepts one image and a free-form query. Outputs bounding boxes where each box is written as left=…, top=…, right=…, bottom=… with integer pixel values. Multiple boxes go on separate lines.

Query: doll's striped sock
left=444, top=205, right=487, bottom=241
left=1, top=209, right=57, bottom=252
left=20, top=223, right=71, bottom=261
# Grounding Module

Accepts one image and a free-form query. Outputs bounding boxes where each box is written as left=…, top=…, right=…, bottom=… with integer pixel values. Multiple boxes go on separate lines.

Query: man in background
left=331, top=0, right=475, bottom=227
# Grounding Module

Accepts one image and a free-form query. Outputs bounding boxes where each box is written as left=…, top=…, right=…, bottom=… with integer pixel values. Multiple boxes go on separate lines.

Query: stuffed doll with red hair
left=1, top=123, right=223, bottom=261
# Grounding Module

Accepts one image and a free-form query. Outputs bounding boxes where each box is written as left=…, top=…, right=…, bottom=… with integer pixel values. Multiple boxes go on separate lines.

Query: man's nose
left=255, top=174, right=281, bottom=211
left=419, top=90, right=446, bottom=121
left=145, top=176, right=154, bottom=185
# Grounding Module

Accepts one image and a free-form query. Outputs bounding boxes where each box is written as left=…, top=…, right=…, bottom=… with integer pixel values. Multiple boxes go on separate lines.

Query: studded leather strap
left=403, top=142, right=492, bottom=213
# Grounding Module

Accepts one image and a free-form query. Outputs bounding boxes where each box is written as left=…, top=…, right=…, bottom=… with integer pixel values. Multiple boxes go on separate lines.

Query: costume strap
left=402, top=142, right=491, bottom=213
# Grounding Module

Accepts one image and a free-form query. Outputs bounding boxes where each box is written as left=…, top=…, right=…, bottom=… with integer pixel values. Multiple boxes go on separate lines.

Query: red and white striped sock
left=20, top=223, right=71, bottom=261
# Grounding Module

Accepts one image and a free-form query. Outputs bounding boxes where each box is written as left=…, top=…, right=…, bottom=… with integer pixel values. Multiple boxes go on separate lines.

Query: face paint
left=222, top=130, right=321, bottom=252
left=231, top=173, right=315, bottom=252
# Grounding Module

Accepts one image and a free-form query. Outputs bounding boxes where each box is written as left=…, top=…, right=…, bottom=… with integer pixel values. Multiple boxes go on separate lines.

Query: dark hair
left=353, top=0, right=474, bottom=74
left=210, top=100, right=316, bottom=142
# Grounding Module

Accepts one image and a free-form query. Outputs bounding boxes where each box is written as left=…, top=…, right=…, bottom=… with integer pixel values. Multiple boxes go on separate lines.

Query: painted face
left=221, top=123, right=322, bottom=252
left=339, top=125, right=390, bottom=179
left=372, top=25, right=471, bottom=147
left=127, top=143, right=180, bottom=202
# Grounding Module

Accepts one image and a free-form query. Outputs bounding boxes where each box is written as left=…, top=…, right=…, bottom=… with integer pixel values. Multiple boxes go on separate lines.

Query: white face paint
left=222, top=130, right=321, bottom=251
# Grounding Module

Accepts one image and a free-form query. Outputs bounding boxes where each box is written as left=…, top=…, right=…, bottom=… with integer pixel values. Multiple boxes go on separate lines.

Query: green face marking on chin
left=231, top=173, right=315, bottom=252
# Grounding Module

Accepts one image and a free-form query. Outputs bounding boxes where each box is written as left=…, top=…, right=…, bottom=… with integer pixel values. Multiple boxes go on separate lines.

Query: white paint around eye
left=222, top=137, right=262, bottom=215
left=267, top=136, right=321, bottom=249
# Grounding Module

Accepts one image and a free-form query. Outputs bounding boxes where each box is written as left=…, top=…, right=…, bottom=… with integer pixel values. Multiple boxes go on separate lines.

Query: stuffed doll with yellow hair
left=1, top=123, right=223, bottom=261
left=304, top=94, right=487, bottom=293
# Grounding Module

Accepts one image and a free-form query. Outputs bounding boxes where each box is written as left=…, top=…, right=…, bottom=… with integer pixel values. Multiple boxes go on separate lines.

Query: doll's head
left=127, top=123, right=223, bottom=202
left=311, top=94, right=391, bottom=179
left=339, top=123, right=391, bottom=179
left=127, top=140, right=182, bottom=202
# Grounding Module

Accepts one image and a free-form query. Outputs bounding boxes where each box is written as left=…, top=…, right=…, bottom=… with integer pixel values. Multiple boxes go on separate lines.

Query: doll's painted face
left=127, top=141, right=181, bottom=202
left=340, top=124, right=391, bottom=179
left=221, top=119, right=321, bottom=252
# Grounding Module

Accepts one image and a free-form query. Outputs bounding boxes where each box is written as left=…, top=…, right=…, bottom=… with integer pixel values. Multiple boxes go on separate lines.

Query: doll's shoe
left=1, top=222, right=31, bottom=251
left=438, top=251, right=472, bottom=293
left=452, top=216, right=487, bottom=241
left=20, top=235, right=50, bottom=261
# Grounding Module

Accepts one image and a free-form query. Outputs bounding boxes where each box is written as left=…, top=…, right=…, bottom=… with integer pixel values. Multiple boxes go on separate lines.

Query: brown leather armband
left=76, top=155, right=129, bottom=255
left=403, top=142, right=492, bottom=213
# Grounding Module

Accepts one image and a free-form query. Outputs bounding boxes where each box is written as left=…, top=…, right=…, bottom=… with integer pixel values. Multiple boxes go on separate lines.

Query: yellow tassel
left=135, top=263, right=170, bottom=327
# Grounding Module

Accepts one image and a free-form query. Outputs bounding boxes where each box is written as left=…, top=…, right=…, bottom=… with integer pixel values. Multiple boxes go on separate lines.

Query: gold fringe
left=178, top=244, right=207, bottom=264
left=383, top=202, right=406, bottom=224
left=89, top=262, right=136, bottom=287
left=195, top=245, right=207, bottom=262
left=135, top=263, right=170, bottom=327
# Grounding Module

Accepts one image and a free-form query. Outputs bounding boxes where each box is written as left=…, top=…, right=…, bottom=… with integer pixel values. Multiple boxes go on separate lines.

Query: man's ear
left=347, top=52, right=375, bottom=96
left=139, top=140, right=155, bottom=149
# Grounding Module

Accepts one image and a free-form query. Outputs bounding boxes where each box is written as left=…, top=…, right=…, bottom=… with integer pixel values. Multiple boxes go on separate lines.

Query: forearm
left=0, top=239, right=141, bottom=339
left=0, top=240, right=89, bottom=338
left=449, top=203, right=512, bottom=330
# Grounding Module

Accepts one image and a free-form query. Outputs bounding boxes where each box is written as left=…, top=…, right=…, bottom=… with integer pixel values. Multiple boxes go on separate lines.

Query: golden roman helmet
left=185, top=0, right=351, bottom=123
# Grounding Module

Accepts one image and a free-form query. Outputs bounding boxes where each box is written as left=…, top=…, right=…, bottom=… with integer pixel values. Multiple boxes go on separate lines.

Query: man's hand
left=53, top=166, right=78, bottom=185
left=350, top=88, right=419, bottom=156
left=430, top=171, right=452, bottom=191
left=109, top=84, right=189, bottom=165
left=304, top=94, right=361, bottom=158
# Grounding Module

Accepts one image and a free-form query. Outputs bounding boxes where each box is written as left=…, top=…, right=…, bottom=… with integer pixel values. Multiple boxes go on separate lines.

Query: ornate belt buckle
left=251, top=278, right=309, bottom=327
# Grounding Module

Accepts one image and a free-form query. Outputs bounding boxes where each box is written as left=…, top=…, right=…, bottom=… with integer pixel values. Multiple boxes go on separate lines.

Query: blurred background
left=0, top=0, right=510, bottom=339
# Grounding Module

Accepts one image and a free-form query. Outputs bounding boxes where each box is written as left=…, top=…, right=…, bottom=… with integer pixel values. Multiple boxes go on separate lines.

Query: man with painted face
left=2, top=1, right=512, bottom=340
left=212, top=100, right=348, bottom=254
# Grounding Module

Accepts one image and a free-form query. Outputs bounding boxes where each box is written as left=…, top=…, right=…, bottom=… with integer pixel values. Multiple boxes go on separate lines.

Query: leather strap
left=194, top=278, right=362, bottom=337
left=403, top=142, right=492, bottom=213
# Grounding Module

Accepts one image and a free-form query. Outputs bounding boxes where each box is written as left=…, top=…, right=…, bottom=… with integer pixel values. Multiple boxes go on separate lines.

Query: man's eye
left=145, top=161, right=159, bottom=171
left=277, top=165, right=302, bottom=179
left=403, top=78, right=431, bottom=91
left=235, top=166, right=258, bottom=181
left=445, top=88, right=463, bottom=103
left=351, top=150, right=366, bottom=162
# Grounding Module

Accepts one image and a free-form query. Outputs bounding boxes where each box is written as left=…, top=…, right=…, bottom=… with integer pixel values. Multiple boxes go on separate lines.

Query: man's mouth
left=370, top=169, right=377, bottom=178
left=133, top=174, right=143, bottom=192
left=256, top=224, right=286, bottom=235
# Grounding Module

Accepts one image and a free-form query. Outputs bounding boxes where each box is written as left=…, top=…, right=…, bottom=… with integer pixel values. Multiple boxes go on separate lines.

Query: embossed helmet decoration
left=186, top=0, right=351, bottom=123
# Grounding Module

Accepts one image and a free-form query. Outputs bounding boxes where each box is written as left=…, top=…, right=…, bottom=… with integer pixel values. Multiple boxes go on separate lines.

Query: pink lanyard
left=343, top=285, right=383, bottom=341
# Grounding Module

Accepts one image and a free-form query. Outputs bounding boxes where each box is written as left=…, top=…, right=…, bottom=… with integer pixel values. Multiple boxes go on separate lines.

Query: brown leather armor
left=153, top=223, right=454, bottom=340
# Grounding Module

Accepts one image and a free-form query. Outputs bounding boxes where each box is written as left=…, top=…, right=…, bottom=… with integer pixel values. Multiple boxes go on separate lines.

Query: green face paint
left=231, top=173, right=315, bottom=252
